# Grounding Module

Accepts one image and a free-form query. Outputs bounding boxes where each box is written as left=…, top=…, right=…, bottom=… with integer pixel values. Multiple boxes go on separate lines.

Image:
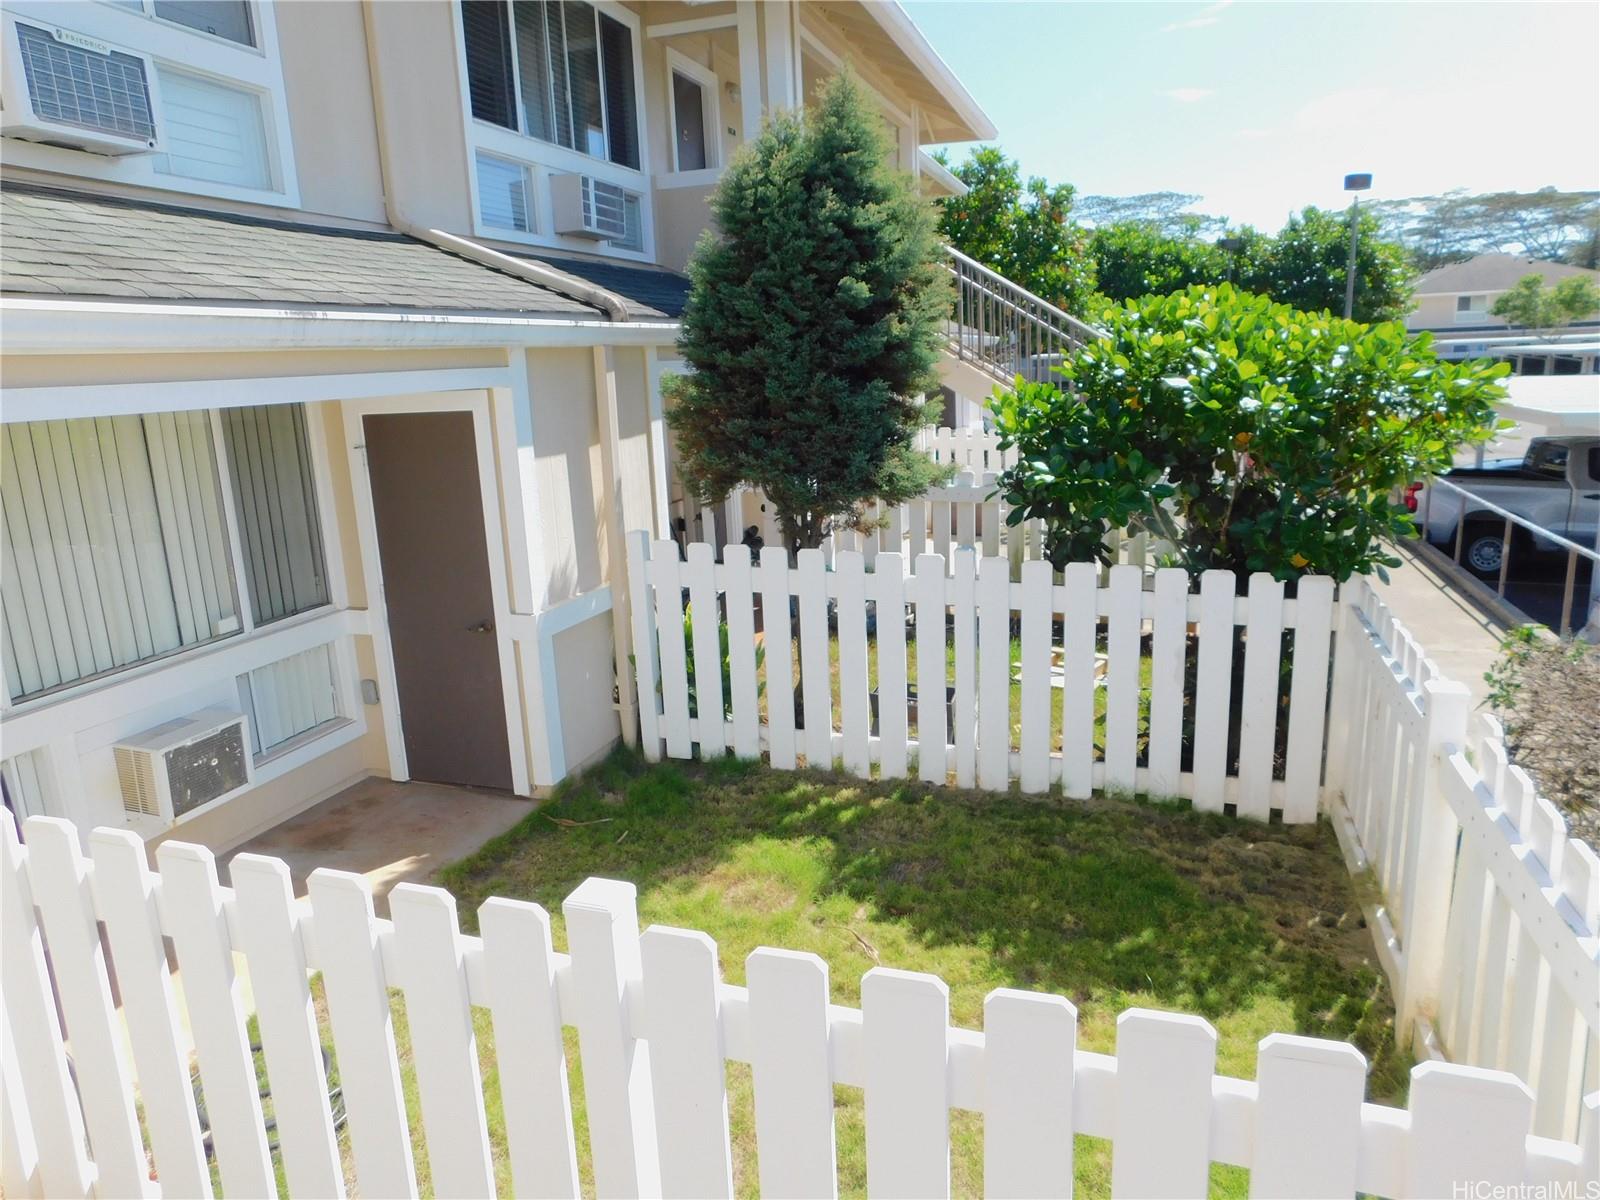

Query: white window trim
left=663, top=45, right=720, bottom=175
left=3, top=0, right=300, bottom=208
left=452, top=0, right=655, bottom=263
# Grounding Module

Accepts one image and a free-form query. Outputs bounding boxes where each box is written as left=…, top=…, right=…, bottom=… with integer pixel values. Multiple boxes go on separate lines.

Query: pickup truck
left=1411, top=436, right=1600, bottom=578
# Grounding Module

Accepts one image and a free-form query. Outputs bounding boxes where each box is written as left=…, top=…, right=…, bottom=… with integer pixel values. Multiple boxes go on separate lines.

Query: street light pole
left=1342, top=172, right=1372, bottom=320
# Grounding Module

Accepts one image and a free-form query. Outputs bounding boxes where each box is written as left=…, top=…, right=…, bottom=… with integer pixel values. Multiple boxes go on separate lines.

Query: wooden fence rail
left=1325, top=577, right=1600, bottom=1143
left=5, top=815, right=1596, bottom=1199
left=628, top=533, right=1333, bottom=822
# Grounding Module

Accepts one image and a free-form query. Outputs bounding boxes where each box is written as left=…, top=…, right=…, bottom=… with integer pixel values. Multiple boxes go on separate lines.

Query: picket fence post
left=563, top=877, right=661, bottom=1198
left=1397, top=678, right=1472, bottom=1047
left=1322, top=579, right=1364, bottom=802
left=627, top=530, right=663, bottom=762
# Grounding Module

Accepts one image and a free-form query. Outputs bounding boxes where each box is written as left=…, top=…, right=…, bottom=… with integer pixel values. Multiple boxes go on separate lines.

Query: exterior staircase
left=941, top=244, right=1101, bottom=390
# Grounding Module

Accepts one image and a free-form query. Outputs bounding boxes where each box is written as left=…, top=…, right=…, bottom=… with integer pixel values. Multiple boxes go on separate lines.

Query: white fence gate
left=628, top=533, right=1334, bottom=821
left=1325, top=576, right=1600, bottom=1142
left=5, top=816, right=1596, bottom=1200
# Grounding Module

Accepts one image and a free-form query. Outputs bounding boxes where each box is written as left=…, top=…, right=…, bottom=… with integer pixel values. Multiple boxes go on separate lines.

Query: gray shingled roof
left=521, top=251, right=690, bottom=320
left=1417, top=253, right=1598, bottom=295
left=1, top=183, right=606, bottom=318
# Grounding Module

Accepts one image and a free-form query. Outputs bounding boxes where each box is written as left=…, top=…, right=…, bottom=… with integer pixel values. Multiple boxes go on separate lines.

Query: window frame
left=1, top=401, right=342, bottom=716
left=454, top=0, right=654, bottom=261
left=3, top=0, right=298, bottom=207
left=663, top=45, right=720, bottom=175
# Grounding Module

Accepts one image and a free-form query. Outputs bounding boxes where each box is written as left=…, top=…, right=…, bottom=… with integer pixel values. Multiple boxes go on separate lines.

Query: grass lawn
left=405, top=750, right=1403, bottom=1199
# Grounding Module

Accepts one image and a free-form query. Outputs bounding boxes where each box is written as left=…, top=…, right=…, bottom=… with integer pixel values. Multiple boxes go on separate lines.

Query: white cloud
left=1160, top=0, right=1233, bottom=34
left=1162, top=88, right=1216, bottom=104
left=1235, top=128, right=1272, bottom=140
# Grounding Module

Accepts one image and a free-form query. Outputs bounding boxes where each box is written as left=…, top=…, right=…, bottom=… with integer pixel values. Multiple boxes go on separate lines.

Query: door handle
left=467, top=619, right=495, bottom=634
left=1583, top=492, right=1599, bottom=500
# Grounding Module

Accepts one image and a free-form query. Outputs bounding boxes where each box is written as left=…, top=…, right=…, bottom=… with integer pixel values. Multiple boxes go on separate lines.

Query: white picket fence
left=1325, top=576, right=1600, bottom=1143
left=5, top=816, right=1596, bottom=1200
left=914, top=423, right=1013, bottom=472
left=627, top=533, right=1333, bottom=821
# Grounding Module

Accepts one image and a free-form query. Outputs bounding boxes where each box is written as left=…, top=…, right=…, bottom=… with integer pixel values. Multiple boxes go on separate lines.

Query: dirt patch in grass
left=431, top=750, right=1404, bottom=1198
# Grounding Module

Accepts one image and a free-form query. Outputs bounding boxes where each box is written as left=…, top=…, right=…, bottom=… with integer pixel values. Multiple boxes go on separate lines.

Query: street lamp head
left=1218, top=237, right=1247, bottom=254
left=1344, top=173, right=1373, bottom=192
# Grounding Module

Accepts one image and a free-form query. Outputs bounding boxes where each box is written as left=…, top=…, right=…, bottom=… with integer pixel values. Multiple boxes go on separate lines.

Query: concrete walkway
left=223, top=775, right=533, bottom=914
left=1371, top=541, right=1512, bottom=709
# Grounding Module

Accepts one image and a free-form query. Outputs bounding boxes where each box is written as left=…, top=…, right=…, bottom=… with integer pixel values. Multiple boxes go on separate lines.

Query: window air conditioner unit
left=1, top=18, right=162, bottom=156
left=114, top=708, right=251, bottom=828
left=550, top=173, right=630, bottom=240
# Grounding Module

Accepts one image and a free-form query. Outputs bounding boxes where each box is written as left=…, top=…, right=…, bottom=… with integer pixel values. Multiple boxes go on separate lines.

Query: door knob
left=467, top=619, right=495, bottom=634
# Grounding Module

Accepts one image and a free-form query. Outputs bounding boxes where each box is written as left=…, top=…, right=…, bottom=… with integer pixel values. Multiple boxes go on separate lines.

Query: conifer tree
left=665, top=70, right=951, bottom=558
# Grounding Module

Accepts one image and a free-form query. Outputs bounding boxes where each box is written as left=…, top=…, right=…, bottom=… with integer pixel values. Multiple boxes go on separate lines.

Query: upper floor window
left=461, top=0, right=639, bottom=170
left=114, top=1, right=256, bottom=48
left=1456, top=294, right=1488, bottom=313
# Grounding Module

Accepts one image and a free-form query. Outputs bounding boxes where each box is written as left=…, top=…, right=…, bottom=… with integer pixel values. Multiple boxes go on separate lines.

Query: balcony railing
left=942, top=245, right=1102, bottom=387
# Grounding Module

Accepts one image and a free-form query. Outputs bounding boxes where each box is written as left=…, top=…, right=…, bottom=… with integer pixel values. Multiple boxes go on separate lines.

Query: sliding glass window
left=462, top=0, right=640, bottom=169
left=2, top=413, right=240, bottom=702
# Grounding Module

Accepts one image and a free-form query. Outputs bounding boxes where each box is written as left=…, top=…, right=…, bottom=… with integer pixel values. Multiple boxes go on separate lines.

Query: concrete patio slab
left=221, top=775, right=533, bottom=914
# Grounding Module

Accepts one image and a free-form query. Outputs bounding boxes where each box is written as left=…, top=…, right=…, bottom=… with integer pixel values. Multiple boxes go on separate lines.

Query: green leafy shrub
left=993, top=285, right=1509, bottom=580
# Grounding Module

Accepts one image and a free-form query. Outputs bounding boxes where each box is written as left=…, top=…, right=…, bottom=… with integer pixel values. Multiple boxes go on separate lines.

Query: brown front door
left=363, top=410, right=513, bottom=791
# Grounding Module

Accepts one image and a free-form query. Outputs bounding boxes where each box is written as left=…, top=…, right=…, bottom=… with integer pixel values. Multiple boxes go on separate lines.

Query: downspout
left=357, top=1, right=631, bottom=323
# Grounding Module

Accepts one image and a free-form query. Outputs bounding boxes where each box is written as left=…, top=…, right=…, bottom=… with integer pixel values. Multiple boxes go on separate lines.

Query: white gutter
left=864, top=2, right=997, bottom=141
left=357, top=0, right=634, bottom=323
left=0, top=297, right=677, bottom=354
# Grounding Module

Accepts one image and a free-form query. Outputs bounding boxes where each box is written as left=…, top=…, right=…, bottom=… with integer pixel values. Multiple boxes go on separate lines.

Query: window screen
left=461, top=0, right=518, bottom=129
left=153, top=1, right=255, bottom=46
left=598, top=12, right=638, bottom=169
left=2, top=415, right=239, bottom=702
left=477, top=152, right=531, bottom=231
left=221, top=404, right=329, bottom=625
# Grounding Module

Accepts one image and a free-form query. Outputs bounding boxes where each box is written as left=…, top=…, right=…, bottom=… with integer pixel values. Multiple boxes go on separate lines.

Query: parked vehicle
left=1410, top=436, right=1600, bottom=577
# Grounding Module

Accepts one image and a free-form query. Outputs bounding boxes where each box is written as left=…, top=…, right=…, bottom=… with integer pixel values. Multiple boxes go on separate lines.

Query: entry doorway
left=359, top=407, right=515, bottom=791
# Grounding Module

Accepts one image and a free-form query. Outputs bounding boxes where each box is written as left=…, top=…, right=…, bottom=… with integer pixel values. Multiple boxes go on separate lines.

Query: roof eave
left=863, top=2, right=997, bottom=142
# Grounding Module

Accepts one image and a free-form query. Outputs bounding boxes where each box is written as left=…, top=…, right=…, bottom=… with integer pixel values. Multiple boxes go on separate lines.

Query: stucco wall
left=274, top=0, right=388, bottom=224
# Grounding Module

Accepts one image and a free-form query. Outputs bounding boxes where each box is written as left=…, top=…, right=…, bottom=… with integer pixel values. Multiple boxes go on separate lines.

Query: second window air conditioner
left=550, top=173, right=630, bottom=240
left=1, top=18, right=163, bottom=156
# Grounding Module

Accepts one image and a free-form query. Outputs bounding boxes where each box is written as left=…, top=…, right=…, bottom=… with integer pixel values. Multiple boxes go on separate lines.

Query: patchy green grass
left=423, top=750, right=1402, bottom=1199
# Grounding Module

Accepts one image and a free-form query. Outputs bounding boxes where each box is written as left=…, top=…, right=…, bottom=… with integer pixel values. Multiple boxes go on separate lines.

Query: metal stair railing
left=943, top=244, right=1103, bottom=387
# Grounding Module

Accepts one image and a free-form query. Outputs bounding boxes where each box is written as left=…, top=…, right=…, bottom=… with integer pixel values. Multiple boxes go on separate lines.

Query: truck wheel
left=1462, top=523, right=1507, bottom=579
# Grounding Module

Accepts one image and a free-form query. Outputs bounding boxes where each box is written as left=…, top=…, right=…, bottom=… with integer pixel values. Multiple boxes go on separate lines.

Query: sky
left=904, top=0, right=1600, bottom=233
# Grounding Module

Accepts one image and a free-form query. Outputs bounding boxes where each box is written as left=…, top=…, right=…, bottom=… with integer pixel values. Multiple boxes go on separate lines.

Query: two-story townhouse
left=1407, top=253, right=1600, bottom=375
left=0, top=0, right=993, bottom=855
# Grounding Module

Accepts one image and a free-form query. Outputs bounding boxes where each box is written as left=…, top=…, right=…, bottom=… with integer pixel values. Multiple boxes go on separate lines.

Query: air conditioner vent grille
left=164, top=726, right=248, bottom=818
left=114, top=746, right=161, bottom=818
left=16, top=22, right=156, bottom=143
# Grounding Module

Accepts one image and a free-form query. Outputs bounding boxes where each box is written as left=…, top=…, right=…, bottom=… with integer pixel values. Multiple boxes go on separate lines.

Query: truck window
left=1525, top=443, right=1569, bottom=478
left=1590, top=446, right=1600, bottom=482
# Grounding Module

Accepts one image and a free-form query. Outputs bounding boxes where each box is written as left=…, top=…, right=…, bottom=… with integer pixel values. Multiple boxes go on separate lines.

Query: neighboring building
left=1407, top=253, right=1600, bottom=375
left=0, top=1, right=994, bottom=852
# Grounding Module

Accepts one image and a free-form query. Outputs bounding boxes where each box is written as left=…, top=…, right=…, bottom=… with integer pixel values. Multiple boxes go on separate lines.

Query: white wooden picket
left=6, top=819, right=1596, bottom=1200
left=1326, top=575, right=1600, bottom=1143
left=628, top=533, right=1337, bottom=819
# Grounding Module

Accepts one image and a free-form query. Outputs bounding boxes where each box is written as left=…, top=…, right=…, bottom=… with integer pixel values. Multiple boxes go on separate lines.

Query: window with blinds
left=461, top=0, right=640, bottom=170
left=240, top=643, right=342, bottom=756
left=477, top=152, right=532, bottom=231
left=220, top=404, right=329, bottom=626
left=2, top=414, right=240, bottom=702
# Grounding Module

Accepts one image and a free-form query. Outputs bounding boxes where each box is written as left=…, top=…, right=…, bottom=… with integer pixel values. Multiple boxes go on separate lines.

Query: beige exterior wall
left=274, top=0, right=388, bottom=224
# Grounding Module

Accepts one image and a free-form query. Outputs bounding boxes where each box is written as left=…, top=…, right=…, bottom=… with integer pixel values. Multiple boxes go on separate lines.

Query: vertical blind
left=2, top=413, right=239, bottom=701
left=3, top=404, right=331, bottom=703
left=221, top=404, right=329, bottom=625
left=243, top=642, right=341, bottom=755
